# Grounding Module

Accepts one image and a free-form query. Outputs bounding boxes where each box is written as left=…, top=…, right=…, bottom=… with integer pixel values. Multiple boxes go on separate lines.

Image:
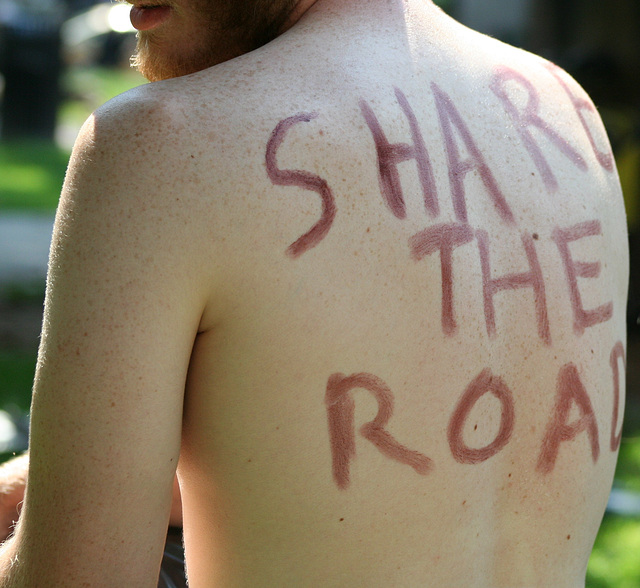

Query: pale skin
left=0, top=456, right=28, bottom=545
left=0, top=455, right=182, bottom=543
left=0, top=0, right=629, bottom=586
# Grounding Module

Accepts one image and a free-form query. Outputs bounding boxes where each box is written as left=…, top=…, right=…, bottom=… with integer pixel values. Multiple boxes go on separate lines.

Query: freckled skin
left=490, top=66, right=589, bottom=193
left=8, top=0, right=627, bottom=587
left=545, top=63, right=615, bottom=173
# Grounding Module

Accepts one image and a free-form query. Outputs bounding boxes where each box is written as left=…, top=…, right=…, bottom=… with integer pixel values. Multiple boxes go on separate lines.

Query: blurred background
left=0, top=0, right=638, bottom=585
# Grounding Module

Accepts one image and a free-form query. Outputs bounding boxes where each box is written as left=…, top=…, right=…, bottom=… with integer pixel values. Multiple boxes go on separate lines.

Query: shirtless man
left=0, top=0, right=628, bottom=585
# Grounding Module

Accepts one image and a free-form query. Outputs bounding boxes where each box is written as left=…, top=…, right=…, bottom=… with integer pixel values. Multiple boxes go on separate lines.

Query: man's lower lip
left=130, top=5, right=172, bottom=31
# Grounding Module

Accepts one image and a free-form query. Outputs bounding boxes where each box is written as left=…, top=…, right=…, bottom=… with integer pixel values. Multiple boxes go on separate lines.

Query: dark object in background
left=159, top=527, right=187, bottom=588
left=0, top=1, right=66, bottom=141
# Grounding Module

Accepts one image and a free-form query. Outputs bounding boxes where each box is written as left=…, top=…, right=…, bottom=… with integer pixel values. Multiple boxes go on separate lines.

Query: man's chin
left=131, top=44, right=188, bottom=82
left=131, top=58, right=177, bottom=83
left=131, top=38, right=242, bottom=82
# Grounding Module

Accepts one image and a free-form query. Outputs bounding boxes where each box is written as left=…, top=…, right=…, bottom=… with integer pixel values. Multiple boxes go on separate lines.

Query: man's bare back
left=0, top=0, right=628, bottom=586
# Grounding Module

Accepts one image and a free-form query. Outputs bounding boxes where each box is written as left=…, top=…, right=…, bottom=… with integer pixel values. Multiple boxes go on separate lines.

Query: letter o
left=448, top=369, right=515, bottom=464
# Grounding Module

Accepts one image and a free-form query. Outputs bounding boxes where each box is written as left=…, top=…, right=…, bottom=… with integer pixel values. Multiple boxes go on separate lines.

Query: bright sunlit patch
left=108, top=4, right=135, bottom=34
left=63, top=3, right=135, bottom=46
left=0, top=411, right=18, bottom=453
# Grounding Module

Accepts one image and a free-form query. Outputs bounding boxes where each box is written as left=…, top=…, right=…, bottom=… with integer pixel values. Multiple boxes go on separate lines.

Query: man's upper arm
left=9, top=97, right=209, bottom=586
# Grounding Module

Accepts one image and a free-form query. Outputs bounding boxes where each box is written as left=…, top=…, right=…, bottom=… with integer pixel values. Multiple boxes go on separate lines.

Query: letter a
left=537, top=363, right=600, bottom=474
left=432, top=82, right=514, bottom=225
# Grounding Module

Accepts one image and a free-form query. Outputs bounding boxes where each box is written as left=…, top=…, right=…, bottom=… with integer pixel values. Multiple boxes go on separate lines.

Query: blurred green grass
left=616, top=437, right=640, bottom=493
left=589, top=512, right=640, bottom=587
left=1, top=62, right=639, bottom=585
left=0, top=140, right=70, bottom=210
left=0, top=352, right=36, bottom=413
left=588, top=436, right=640, bottom=587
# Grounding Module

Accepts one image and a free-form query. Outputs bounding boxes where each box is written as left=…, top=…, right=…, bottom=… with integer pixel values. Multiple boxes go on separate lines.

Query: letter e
left=552, top=220, right=613, bottom=335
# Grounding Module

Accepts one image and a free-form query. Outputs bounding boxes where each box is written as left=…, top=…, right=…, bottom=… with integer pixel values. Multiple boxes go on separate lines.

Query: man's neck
left=280, top=0, right=436, bottom=36
left=280, top=0, right=321, bottom=34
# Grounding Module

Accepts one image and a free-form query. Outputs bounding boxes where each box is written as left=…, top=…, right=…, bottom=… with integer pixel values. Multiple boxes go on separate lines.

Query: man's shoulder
left=89, top=80, right=194, bottom=147
left=91, top=57, right=299, bottom=161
